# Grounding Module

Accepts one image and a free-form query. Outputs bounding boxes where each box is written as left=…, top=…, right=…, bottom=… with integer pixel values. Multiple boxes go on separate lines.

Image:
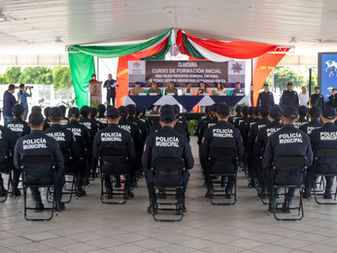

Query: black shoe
left=127, top=192, right=134, bottom=199
left=323, top=193, right=333, bottom=199
left=282, top=200, right=292, bottom=213
left=34, top=201, right=44, bottom=212
left=268, top=204, right=273, bottom=213
left=106, top=189, right=113, bottom=199
left=225, top=191, right=233, bottom=199
left=12, top=187, right=21, bottom=197
left=303, top=191, right=312, bottom=200
left=158, top=189, right=166, bottom=199
left=115, top=181, right=121, bottom=188
left=0, top=186, right=7, bottom=197
left=76, top=189, right=86, bottom=197
left=55, top=201, right=65, bottom=212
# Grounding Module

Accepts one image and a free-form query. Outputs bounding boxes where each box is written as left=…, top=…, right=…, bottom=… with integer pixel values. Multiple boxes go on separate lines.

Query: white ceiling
left=1, top=0, right=337, bottom=55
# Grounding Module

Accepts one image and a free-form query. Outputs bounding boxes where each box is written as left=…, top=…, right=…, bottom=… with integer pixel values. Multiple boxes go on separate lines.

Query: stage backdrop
left=128, top=60, right=245, bottom=89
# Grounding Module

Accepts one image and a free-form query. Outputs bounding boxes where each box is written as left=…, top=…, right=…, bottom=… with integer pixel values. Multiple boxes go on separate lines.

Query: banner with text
left=128, top=60, right=245, bottom=89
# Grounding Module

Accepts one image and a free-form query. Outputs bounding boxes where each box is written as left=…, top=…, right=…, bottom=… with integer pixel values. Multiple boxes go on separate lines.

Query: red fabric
left=253, top=52, right=288, bottom=105
left=115, top=37, right=169, bottom=107
left=179, top=30, right=278, bottom=59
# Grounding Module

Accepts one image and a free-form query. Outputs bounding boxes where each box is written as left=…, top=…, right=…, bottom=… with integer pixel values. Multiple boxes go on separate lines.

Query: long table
left=124, top=95, right=247, bottom=111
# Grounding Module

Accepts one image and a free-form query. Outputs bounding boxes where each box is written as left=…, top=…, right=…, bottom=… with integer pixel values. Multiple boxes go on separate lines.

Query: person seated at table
left=232, top=82, right=245, bottom=96
left=198, top=82, right=208, bottom=95
left=212, top=82, right=228, bottom=96
left=183, top=82, right=193, bottom=95
left=147, top=81, right=162, bottom=96
left=130, top=81, right=146, bottom=96
left=164, top=82, right=178, bottom=95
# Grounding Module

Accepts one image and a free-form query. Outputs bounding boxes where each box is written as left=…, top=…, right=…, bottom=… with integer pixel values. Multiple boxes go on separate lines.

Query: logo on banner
left=128, top=61, right=145, bottom=75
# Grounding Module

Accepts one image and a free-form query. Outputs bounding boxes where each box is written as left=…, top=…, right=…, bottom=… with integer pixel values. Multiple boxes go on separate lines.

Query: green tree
left=273, top=66, right=305, bottom=91
left=20, top=66, right=52, bottom=84
left=52, top=66, right=72, bottom=90
left=0, top=73, right=7, bottom=84
left=5, top=67, right=21, bottom=83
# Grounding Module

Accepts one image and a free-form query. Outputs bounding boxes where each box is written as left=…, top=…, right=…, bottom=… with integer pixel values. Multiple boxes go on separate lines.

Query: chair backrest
left=21, top=155, right=54, bottom=166
left=209, top=148, right=238, bottom=160
left=273, top=156, right=307, bottom=167
left=316, top=149, right=337, bottom=158
left=152, top=157, right=185, bottom=168
left=100, top=148, right=127, bottom=157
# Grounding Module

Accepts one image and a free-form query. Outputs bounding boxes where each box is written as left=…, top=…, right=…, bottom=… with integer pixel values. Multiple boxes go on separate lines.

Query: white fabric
left=196, top=95, right=215, bottom=106
left=237, top=96, right=251, bottom=106
left=298, top=92, right=309, bottom=107
left=153, top=95, right=180, bottom=106
left=123, top=96, right=136, bottom=106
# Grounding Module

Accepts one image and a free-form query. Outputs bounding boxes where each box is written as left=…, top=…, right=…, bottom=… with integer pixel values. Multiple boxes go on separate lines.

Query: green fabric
left=68, top=53, right=95, bottom=108
left=68, top=28, right=172, bottom=58
left=142, top=31, right=172, bottom=60
left=182, top=34, right=205, bottom=59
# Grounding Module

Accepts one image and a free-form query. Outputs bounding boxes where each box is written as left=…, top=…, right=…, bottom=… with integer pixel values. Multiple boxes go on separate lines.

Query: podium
left=89, top=80, right=102, bottom=107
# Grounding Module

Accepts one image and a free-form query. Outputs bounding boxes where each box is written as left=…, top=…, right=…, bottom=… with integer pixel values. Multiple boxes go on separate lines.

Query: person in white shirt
left=212, top=82, right=228, bottom=96
left=298, top=86, right=309, bottom=107
left=183, top=82, right=193, bottom=95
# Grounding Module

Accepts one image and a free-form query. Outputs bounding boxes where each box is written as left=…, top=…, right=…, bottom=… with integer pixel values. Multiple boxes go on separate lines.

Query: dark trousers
left=266, top=169, right=296, bottom=202
left=145, top=169, right=190, bottom=199
left=107, top=93, right=115, bottom=107
left=24, top=174, right=64, bottom=202
left=0, top=174, right=3, bottom=186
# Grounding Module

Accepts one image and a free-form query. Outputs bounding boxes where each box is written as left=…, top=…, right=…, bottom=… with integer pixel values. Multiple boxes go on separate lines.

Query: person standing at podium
left=103, top=74, right=118, bottom=107
left=164, top=82, right=178, bottom=95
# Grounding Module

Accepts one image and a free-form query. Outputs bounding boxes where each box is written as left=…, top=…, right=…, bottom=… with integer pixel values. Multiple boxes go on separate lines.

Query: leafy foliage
left=0, top=66, right=72, bottom=89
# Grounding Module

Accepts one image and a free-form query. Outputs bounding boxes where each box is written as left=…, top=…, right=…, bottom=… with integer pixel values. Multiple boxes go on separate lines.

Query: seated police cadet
left=44, top=108, right=81, bottom=198
left=309, top=107, right=337, bottom=199
left=59, top=105, right=69, bottom=126
left=142, top=109, right=194, bottom=214
left=13, top=112, right=65, bottom=211
left=200, top=104, right=244, bottom=198
left=65, top=107, right=90, bottom=197
left=263, top=105, right=313, bottom=212
left=299, top=106, right=322, bottom=135
left=0, top=123, right=17, bottom=197
left=253, top=106, right=283, bottom=197
left=7, top=104, right=30, bottom=197
left=294, top=106, right=308, bottom=129
left=96, top=104, right=108, bottom=130
left=92, top=107, right=136, bottom=198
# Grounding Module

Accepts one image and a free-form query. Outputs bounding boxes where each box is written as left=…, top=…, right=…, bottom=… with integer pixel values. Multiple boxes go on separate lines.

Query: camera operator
left=17, top=84, right=32, bottom=121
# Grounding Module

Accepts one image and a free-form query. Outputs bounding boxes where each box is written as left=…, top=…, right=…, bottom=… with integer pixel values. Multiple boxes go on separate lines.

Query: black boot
left=282, top=199, right=292, bottom=213
left=34, top=201, right=44, bottom=212
left=12, top=186, right=21, bottom=197
left=55, top=201, right=65, bottom=212
left=324, top=191, right=333, bottom=199
left=303, top=187, right=312, bottom=199
left=76, top=188, right=86, bottom=197
left=0, top=185, right=7, bottom=197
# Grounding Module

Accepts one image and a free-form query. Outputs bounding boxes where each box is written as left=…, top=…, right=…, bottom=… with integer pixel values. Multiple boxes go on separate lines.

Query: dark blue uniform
left=13, top=130, right=64, bottom=202
left=263, top=124, right=313, bottom=202
left=257, top=91, right=275, bottom=107
left=280, top=90, right=299, bottom=108
left=92, top=123, right=136, bottom=192
left=309, top=123, right=337, bottom=196
left=96, top=116, right=108, bottom=130
left=200, top=121, right=244, bottom=193
left=44, top=124, right=80, bottom=170
left=7, top=117, right=30, bottom=138
left=0, top=126, right=17, bottom=195
left=299, top=119, right=322, bottom=135
left=328, top=94, right=337, bottom=108
left=65, top=120, right=90, bottom=191
left=142, top=126, right=193, bottom=198
left=311, top=94, right=325, bottom=111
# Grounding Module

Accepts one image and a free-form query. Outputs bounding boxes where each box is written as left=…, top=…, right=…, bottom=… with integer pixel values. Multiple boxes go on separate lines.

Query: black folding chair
left=0, top=149, right=13, bottom=203
left=269, top=156, right=307, bottom=221
left=207, top=148, right=238, bottom=205
left=313, top=149, right=337, bottom=205
left=21, top=156, right=56, bottom=222
left=47, top=154, right=76, bottom=204
left=99, top=148, right=131, bottom=205
left=151, top=157, right=185, bottom=222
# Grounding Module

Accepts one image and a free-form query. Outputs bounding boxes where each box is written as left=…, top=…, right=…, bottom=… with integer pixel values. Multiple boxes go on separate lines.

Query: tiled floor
left=1, top=137, right=337, bottom=253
